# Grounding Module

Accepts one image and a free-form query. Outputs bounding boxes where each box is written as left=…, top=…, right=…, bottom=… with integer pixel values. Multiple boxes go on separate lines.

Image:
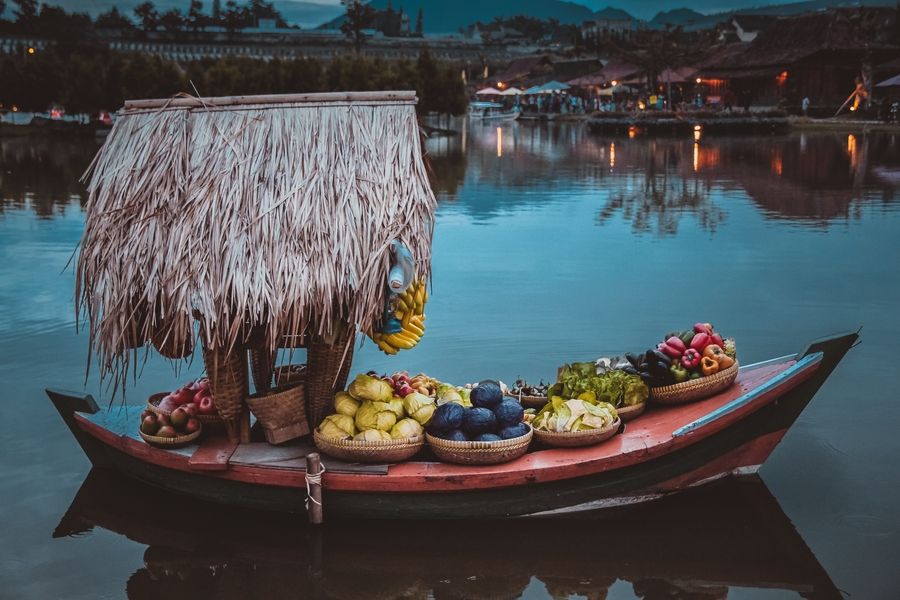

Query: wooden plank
left=188, top=436, right=238, bottom=471
left=123, top=91, right=417, bottom=111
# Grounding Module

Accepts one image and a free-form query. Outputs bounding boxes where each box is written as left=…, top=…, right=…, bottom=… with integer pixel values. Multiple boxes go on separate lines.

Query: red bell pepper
left=659, top=336, right=686, bottom=358
left=690, top=332, right=711, bottom=352
left=693, top=322, right=714, bottom=335
left=681, top=348, right=701, bottom=369
left=710, top=333, right=724, bottom=347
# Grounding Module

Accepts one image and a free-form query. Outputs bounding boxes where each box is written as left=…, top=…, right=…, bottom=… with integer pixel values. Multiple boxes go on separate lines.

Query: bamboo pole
left=834, top=90, right=858, bottom=118
left=306, top=453, right=324, bottom=524
left=124, top=91, right=418, bottom=111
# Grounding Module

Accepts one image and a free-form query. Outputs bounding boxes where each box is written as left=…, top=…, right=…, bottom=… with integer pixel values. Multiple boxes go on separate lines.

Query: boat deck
left=74, top=357, right=814, bottom=493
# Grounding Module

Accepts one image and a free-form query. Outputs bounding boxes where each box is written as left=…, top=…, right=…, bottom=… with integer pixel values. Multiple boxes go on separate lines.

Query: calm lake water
left=2, top=122, right=899, bottom=599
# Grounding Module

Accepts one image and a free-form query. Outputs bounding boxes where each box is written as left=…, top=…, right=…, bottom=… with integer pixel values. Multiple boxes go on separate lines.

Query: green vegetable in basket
left=354, top=401, right=398, bottom=432
left=622, top=377, right=649, bottom=407
left=334, top=391, right=361, bottom=417
left=354, top=429, right=392, bottom=442
left=435, top=383, right=462, bottom=405
left=348, top=373, right=394, bottom=403
left=391, top=417, right=424, bottom=440
left=532, top=398, right=618, bottom=432
left=550, top=364, right=648, bottom=408
left=319, top=414, right=357, bottom=440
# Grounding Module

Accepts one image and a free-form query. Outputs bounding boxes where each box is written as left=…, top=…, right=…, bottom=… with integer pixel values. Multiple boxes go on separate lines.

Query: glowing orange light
left=628, top=126, right=636, bottom=139
left=11, top=105, right=18, bottom=112
left=609, top=142, right=615, bottom=168
left=611, top=80, right=618, bottom=86
left=847, top=134, right=858, bottom=170
left=771, top=152, right=783, bottom=176
left=638, top=101, right=646, bottom=110
left=27, top=47, right=35, bottom=55
left=496, top=127, right=502, bottom=158
left=776, top=71, right=788, bottom=85
left=696, top=77, right=702, bottom=84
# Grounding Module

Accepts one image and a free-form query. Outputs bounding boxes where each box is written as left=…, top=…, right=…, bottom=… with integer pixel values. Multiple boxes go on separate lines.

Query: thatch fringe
left=77, top=94, right=435, bottom=390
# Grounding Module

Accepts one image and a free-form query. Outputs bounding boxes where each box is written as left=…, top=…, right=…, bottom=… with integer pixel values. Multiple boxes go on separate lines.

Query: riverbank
left=788, top=116, right=900, bottom=133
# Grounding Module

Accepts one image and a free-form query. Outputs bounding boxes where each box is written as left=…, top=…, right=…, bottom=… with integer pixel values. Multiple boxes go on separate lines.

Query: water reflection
left=424, top=122, right=899, bottom=229
left=0, top=136, right=99, bottom=217
left=57, top=470, right=841, bottom=600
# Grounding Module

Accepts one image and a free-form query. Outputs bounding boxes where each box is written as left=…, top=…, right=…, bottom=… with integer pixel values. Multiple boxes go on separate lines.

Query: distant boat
left=467, top=101, right=520, bottom=121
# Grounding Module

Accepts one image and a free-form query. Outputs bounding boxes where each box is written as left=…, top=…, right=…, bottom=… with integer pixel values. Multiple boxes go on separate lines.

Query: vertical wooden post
left=239, top=407, right=251, bottom=443
left=306, top=452, right=324, bottom=524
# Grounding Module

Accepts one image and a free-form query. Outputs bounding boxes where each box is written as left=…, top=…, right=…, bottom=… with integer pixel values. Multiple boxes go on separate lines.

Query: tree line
left=0, top=43, right=467, bottom=115
left=0, top=1, right=467, bottom=115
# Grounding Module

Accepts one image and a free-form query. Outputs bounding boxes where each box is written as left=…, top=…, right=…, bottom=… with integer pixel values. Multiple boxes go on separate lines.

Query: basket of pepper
left=623, top=323, right=738, bottom=405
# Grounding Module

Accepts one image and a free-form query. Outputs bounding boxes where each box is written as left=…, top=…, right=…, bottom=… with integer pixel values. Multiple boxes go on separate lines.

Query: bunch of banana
left=370, top=278, right=427, bottom=355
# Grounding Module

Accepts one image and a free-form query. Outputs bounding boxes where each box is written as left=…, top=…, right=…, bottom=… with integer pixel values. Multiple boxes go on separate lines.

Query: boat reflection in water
left=55, top=470, right=841, bottom=599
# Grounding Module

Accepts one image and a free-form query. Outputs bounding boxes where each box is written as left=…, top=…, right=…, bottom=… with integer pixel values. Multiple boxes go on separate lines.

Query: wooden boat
left=57, top=469, right=842, bottom=599
left=47, top=331, right=856, bottom=520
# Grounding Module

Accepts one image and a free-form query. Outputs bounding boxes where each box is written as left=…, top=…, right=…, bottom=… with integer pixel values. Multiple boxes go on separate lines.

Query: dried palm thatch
left=77, top=91, right=436, bottom=389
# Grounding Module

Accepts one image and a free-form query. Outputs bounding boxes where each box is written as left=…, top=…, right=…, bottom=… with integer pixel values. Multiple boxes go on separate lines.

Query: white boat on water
left=467, top=101, right=520, bottom=121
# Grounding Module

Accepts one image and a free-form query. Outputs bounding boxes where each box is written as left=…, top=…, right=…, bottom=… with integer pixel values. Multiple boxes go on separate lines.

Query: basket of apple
left=139, top=405, right=203, bottom=448
left=147, top=378, right=223, bottom=428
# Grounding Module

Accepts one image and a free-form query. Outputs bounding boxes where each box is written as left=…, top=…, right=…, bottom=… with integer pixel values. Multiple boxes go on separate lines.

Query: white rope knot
left=305, top=463, right=326, bottom=510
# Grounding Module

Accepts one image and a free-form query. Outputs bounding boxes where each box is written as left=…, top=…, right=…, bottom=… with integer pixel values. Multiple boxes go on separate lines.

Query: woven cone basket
left=201, top=343, right=249, bottom=443
left=305, top=328, right=355, bottom=428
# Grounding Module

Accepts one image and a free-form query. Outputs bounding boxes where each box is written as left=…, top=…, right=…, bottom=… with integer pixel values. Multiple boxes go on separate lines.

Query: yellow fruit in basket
left=355, top=401, right=398, bottom=432
left=390, top=418, right=424, bottom=439
left=334, top=391, right=361, bottom=417
left=319, top=414, right=356, bottom=440
left=354, top=429, right=392, bottom=442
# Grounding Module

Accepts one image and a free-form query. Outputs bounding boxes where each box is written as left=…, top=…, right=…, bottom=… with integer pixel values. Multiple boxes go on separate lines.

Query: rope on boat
left=305, top=462, right=325, bottom=510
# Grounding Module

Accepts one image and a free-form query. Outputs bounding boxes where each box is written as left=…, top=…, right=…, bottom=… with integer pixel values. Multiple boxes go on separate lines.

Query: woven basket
left=616, top=402, right=647, bottom=422
left=146, top=392, right=224, bottom=428
left=248, top=347, right=276, bottom=393
left=313, top=430, right=424, bottom=463
left=139, top=424, right=202, bottom=449
left=275, top=364, right=307, bottom=386
left=305, top=329, right=355, bottom=428
left=425, top=425, right=533, bottom=465
left=651, top=361, right=739, bottom=405
left=246, top=383, right=309, bottom=445
left=533, top=418, right=621, bottom=448
left=506, top=392, right=548, bottom=410
left=201, top=343, right=249, bottom=442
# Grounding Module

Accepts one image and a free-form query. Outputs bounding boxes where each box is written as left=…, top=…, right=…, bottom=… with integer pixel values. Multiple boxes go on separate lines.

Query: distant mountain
left=593, top=7, right=635, bottom=20
left=321, top=0, right=595, bottom=33
left=650, top=7, right=707, bottom=26
left=576, top=0, right=896, bottom=21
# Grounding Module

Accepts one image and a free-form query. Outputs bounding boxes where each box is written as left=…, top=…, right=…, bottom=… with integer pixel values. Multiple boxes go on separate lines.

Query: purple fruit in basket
left=158, top=396, right=177, bottom=412
left=156, top=425, right=177, bottom=438
left=439, top=429, right=468, bottom=442
left=184, top=418, right=201, bottom=435
left=170, top=408, right=189, bottom=430
left=140, top=415, right=159, bottom=436
left=471, top=381, right=503, bottom=409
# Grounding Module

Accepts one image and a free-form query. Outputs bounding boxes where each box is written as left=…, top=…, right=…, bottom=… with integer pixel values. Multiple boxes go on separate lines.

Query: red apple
left=140, top=415, right=158, bottom=435
left=398, top=384, right=415, bottom=397
left=171, top=388, right=194, bottom=405
left=180, top=403, right=198, bottom=417
left=170, top=408, right=189, bottom=430
left=184, top=418, right=201, bottom=434
left=193, top=389, right=210, bottom=404
left=156, top=413, right=171, bottom=427
left=197, top=395, right=216, bottom=415
left=156, top=425, right=177, bottom=438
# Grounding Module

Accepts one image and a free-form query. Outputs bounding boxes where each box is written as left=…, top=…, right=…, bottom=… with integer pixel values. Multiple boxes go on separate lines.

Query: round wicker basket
left=505, top=392, right=548, bottom=410
left=533, top=418, right=621, bottom=448
left=616, top=402, right=647, bottom=422
left=313, top=430, right=424, bottom=463
left=139, top=423, right=203, bottom=449
left=650, top=361, right=739, bottom=405
left=425, top=425, right=533, bottom=466
left=146, top=392, right=224, bottom=428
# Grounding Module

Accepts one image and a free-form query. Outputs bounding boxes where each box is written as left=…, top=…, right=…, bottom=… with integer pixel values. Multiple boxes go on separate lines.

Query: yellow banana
left=404, top=320, right=424, bottom=337
left=401, top=309, right=412, bottom=328
left=384, top=333, right=416, bottom=350
left=376, top=339, right=399, bottom=355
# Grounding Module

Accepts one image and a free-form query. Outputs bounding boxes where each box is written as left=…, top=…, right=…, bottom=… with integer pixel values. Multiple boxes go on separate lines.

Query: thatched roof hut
left=77, top=91, right=436, bottom=384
